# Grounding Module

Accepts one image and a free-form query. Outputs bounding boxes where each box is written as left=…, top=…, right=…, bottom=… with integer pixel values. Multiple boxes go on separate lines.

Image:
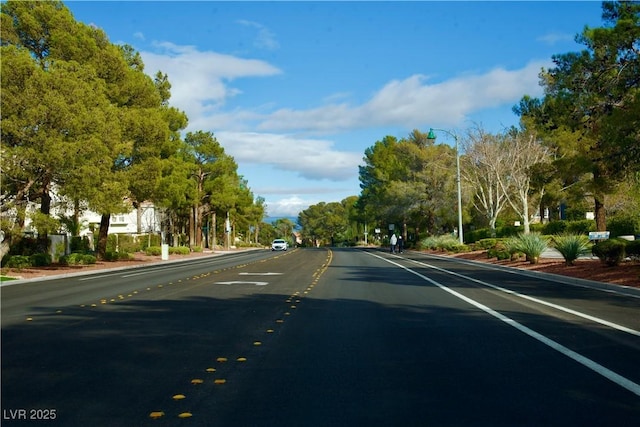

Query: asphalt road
left=2, top=248, right=639, bottom=426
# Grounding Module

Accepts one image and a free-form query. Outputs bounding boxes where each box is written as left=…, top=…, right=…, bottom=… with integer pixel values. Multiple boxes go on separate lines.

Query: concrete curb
left=0, top=249, right=261, bottom=287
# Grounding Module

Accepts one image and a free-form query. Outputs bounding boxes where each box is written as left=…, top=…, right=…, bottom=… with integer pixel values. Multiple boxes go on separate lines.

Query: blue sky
left=65, top=1, right=604, bottom=217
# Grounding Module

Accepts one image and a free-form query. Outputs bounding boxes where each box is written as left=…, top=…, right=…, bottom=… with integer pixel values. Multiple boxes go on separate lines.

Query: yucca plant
left=503, top=236, right=524, bottom=261
left=552, top=234, right=591, bottom=266
left=511, top=233, right=549, bottom=264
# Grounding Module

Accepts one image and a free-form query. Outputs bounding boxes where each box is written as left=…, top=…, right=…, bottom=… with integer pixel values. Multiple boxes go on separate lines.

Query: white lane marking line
left=238, top=272, right=283, bottom=276
left=79, top=258, right=226, bottom=281
left=78, top=272, right=129, bottom=281
left=407, top=258, right=640, bottom=337
left=80, top=264, right=194, bottom=280
left=367, top=251, right=640, bottom=398
left=215, top=281, right=269, bottom=286
left=423, top=253, right=640, bottom=299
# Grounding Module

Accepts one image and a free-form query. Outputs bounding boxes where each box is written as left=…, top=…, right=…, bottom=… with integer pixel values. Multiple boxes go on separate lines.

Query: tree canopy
left=514, top=0, right=640, bottom=231
left=0, top=0, right=265, bottom=259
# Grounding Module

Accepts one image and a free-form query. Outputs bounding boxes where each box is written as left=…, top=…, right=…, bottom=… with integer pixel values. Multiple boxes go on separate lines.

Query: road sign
left=588, top=231, right=610, bottom=240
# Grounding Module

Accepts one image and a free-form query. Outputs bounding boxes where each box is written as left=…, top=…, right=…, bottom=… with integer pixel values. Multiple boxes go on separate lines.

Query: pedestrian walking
left=397, top=235, right=404, bottom=253
left=390, top=233, right=397, bottom=253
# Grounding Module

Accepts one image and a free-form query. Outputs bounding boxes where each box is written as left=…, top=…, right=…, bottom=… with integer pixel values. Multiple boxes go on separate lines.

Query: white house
left=80, top=202, right=161, bottom=236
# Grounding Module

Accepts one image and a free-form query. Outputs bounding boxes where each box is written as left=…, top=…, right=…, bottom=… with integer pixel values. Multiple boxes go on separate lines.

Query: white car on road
left=271, top=239, right=288, bottom=251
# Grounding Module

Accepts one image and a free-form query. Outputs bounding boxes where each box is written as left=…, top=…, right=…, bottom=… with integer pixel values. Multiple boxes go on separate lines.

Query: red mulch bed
left=448, top=250, right=640, bottom=289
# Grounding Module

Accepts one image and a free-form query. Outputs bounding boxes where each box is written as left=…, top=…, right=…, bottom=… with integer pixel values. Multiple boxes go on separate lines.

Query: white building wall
left=22, top=200, right=161, bottom=237
left=81, top=203, right=161, bottom=235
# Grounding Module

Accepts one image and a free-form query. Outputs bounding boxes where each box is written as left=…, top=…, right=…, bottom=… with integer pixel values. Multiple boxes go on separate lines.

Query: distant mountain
left=264, top=216, right=300, bottom=229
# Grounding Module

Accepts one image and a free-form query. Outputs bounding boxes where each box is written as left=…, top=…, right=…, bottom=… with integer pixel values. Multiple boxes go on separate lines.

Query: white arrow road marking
left=215, top=281, right=269, bottom=286
left=238, top=272, right=283, bottom=276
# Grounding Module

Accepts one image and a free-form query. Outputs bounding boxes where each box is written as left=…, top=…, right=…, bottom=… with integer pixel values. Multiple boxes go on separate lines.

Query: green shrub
left=191, top=245, right=203, bottom=253
left=145, top=246, right=162, bottom=256
left=419, top=236, right=438, bottom=250
left=104, top=251, right=133, bottom=261
left=118, top=252, right=133, bottom=261
left=8, top=236, right=48, bottom=257
left=169, top=246, right=190, bottom=255
left=419, top=235, right=467, bottom=252
left=70, top=236, right=92, bottom=253
left=3, top=255, right=32, bottom=270
left=466, top=226, right=530, bottom=243
left=607, top=215, right=640, bottom=237
left=510, top=233, right=549, bottom=264
left=543, top=220, right=596, bottom=236
left=59, top=254, right=71, bottom=265
left=466, top=228, right=492, bottom=243
left=543, top=221, right=567, bottom=235
left=625, top=240, right=640, bottom=260
left=106, top=234, right=117, bottom=253
left=122, top=235, right=141, bottom=253
left=476, top=238, right=498, bottom=250
left=592, top=239, right=626, bottom=266
left=552, top=234, right=591, bottom=266
left=106, top=233, right=141, bottom=254
left=488, top=248, right=511, bottom=260
left=529, top=223, right=545, bottom=233
left=60, top=252, right=96, bottom=265
left=496, top=225, right=523, bottom=238
left=61, top=253, right=97, bottom=265
left=139, top=233, right=162, bottom=249
left=502, top=236, right=525, bottom=261
left=487, top=240, right=511, bottom=260
left=30, top=253, right=52, bottom=267
left=566, top=220, right=596, bottom=235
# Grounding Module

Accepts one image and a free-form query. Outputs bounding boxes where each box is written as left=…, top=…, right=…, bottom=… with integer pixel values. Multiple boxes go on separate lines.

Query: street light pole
left=427, top=128, right=464, bottom=244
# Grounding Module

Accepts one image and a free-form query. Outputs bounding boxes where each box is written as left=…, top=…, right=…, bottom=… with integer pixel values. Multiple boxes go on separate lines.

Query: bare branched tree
left=497, top=132, right=552, bottom=233
left=461, top=125, right=509, bottom=234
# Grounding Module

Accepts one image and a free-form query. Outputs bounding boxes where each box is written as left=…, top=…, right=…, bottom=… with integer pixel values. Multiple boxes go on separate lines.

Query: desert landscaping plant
left=169, top=246, right=190, bottom=255
left=511, top=233, right=549, bottom=264
left=502, top=236, right=525, bottom=261
left=487, top=240, right=512, bottom=260
left=592, top=239, right=626, bottom=266
left=145, top=246, right=163, bottom=256
left=625, top=240, right=640, bottom=261
left=60, top=253, right=97, bottom=266
left=552, top=234, right=591, bottom=266
left=2, top=255, right=32, bottom=271
left=420, top=235, right=467, bottom=252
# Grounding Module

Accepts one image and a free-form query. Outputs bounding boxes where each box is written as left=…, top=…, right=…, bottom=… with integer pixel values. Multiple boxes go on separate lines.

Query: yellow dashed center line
left=145, top=248, right=333, bottom=419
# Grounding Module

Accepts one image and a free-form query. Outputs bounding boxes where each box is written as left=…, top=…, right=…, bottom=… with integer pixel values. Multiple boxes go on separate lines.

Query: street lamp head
left=427, top=128, right=437, bottom=143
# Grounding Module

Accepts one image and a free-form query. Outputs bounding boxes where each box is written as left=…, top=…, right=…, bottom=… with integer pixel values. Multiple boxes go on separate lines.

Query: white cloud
left=256, top=186, right=345, bottom=196
left=265, top=196, right=309, bottom=217
left=140, top=42, right=547, bottom=137
left=218, top=131, right=362, bottom=181
left=537, top=32, right=573, bottom=45
left=236, top=19, right=280, bottom=50
left=257, top=60, right=549, bottom=132
left=137, top=42, right=549, bottom=186
left=140, top=42, right=281, bottom=125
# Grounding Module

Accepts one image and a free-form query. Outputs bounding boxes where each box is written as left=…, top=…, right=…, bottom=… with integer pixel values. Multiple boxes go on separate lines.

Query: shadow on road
left=3, top=254, right=640, bottom=426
